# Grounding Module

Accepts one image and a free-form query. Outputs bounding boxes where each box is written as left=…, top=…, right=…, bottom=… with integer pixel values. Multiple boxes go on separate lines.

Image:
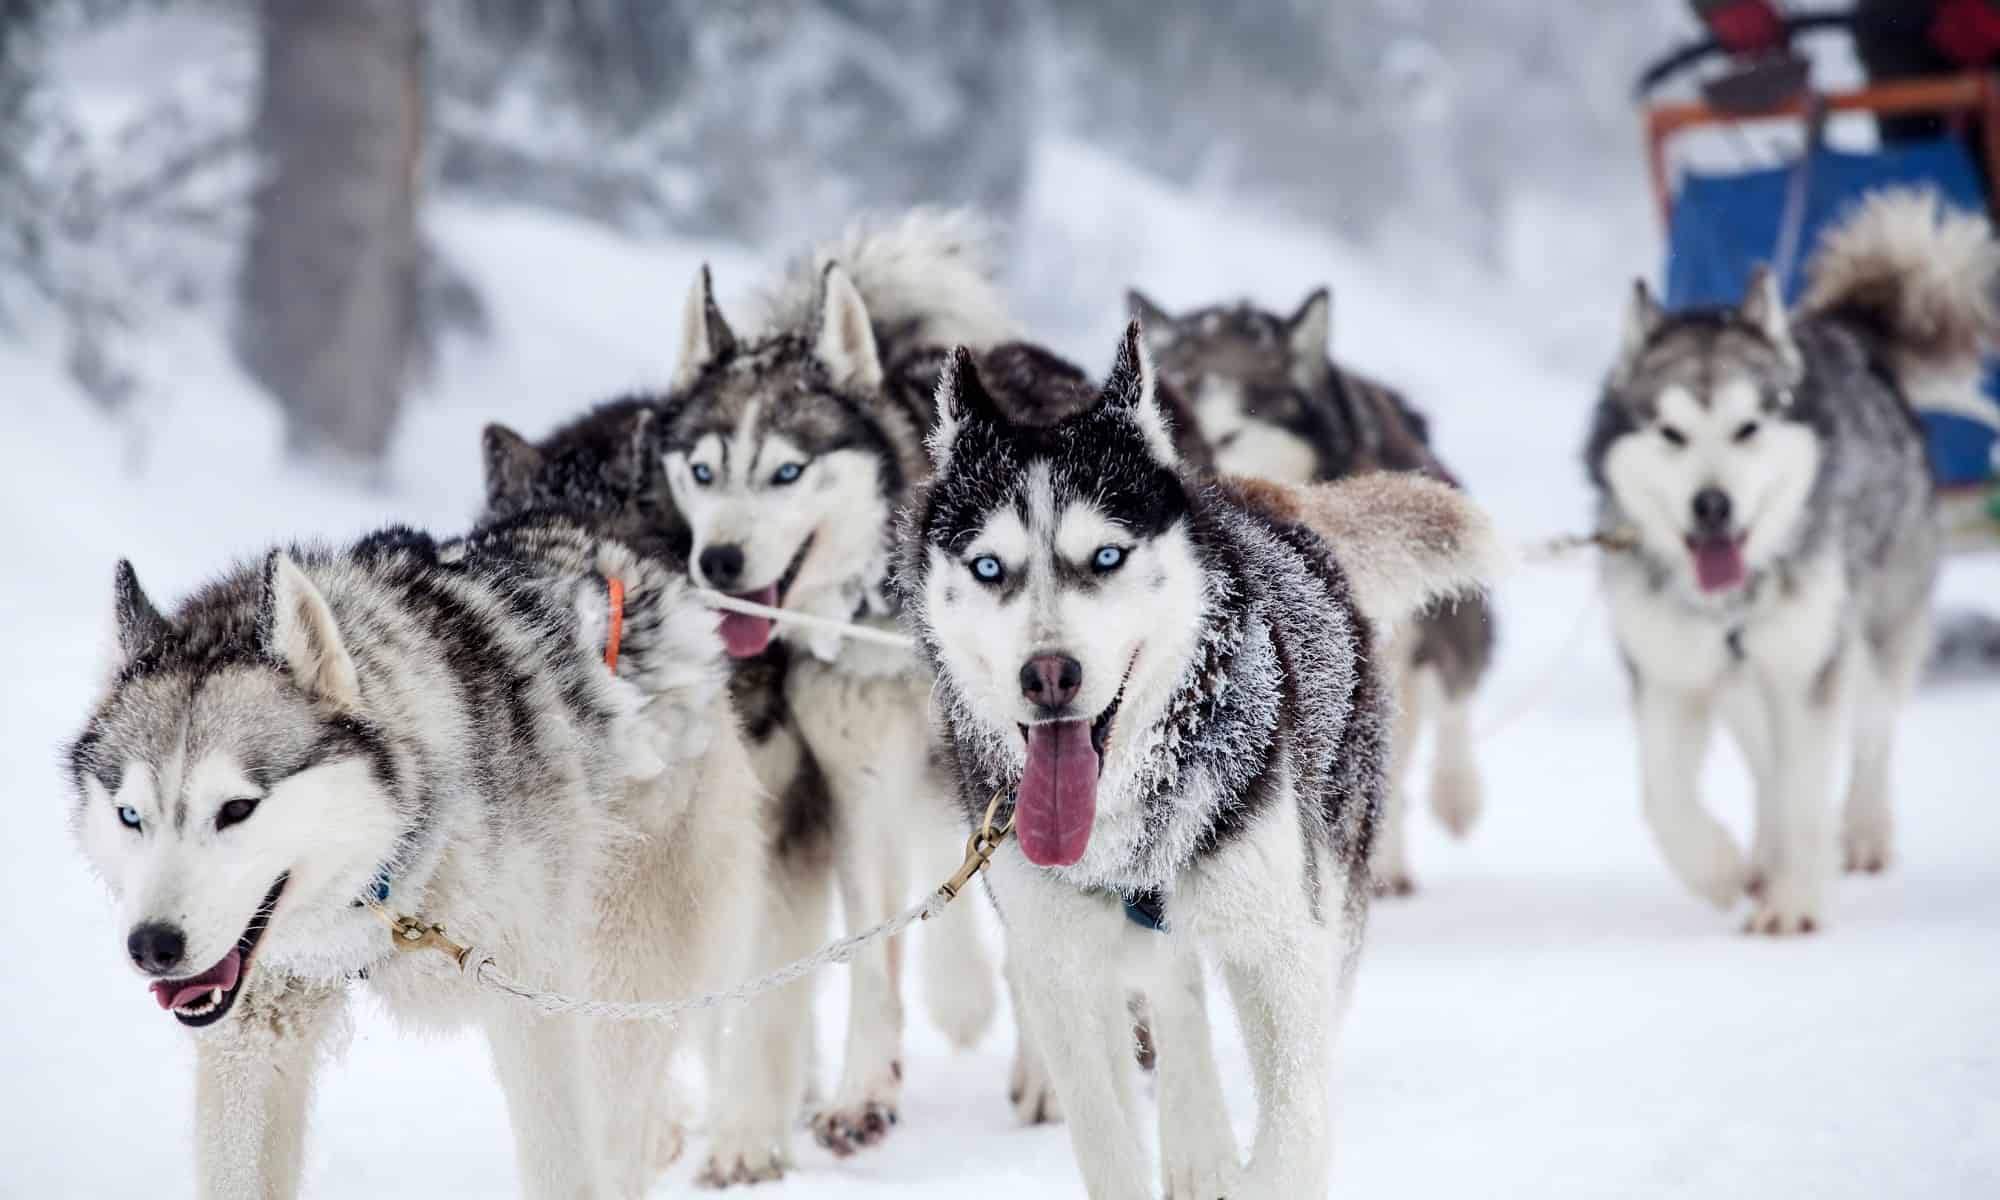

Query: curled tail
left=755, top=208, right=1017, bottom=354
left=1799, top=188, right=2000, bottom=420
left=1282, top=472, right=1506, bottom=635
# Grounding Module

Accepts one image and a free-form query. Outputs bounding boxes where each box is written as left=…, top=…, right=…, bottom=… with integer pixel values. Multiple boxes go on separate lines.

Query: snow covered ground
left=4, top=141, right=1998, bottom=1198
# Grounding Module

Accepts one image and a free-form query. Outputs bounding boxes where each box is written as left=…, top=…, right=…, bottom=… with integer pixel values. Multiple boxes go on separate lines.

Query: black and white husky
left=1131, top=287, right=1497, bottom=896
left=901, top=324, right=1501, bottom=1197
left=66, top=512, right=767, bottom=1197
left=1588, top=189, right=1992, bottom=934
left=659, top=211, right=1017, bottom=1153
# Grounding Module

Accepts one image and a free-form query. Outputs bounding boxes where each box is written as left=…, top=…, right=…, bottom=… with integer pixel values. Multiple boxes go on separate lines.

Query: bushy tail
left=755, top=208, right=1018, bottom=353
left=1282, top=472, right=1506, bottom=635
left=1799, top=188, right=2000, bottom=418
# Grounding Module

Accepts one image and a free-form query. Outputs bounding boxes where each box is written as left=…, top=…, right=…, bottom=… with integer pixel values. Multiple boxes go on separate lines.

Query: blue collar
left=1122, top=888, right=1167, bottom=933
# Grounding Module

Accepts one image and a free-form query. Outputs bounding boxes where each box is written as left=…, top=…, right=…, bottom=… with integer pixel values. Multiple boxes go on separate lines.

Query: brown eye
left=1660, top=426, right=1687, bottom=448
left=217, top=797, right=260, bottom=831
left=1734, top=421, right=1760, bottom=443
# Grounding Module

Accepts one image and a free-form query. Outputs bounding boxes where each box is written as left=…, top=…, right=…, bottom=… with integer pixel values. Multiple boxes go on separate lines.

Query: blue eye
left=116, top=805, right=141, bottom=831
left=1093, top=545, right=1126, bottom=572
left=691, top=463, right=714, bottom=485
left=970, top=555, right=1003, bottom=583
left=771, top=462, right=804, bottom=486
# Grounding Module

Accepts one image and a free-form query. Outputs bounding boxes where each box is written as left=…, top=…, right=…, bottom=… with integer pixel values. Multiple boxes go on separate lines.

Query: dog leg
left=1716, top=683, right=1779, bottom=896
left=1005, top=950, right=1064, bottom=1124
left=1633, top=681, right=1746, bottom=907
left=809, top=819, right=906, bottom=1156
left=590, top=989, right=680, bottom=1197
left=486, top=1000, right=612, bottom=1199
left=1218, top=917, right=1336, bottom=1200
left=194, top=973, right=345, bottom=1200
left=1368, top=655, right=1425, bottom=897
left=703, top=858, right=831, bottom=1187
left=999, top=887, right=1150, bottom=1199
left=1844, top=617, right=1928, bottom=875
left=1744, top=648, right=1847, bottom=935
left=1152, top=951, right=1239, bottom=1200
left=919, top=767, right=1000, bottom=1049
left=1427, top=670, right=1484, bottom=839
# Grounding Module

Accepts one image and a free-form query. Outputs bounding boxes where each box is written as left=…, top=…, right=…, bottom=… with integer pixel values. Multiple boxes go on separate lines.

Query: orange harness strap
left=603, top=576, right=626, bottom=671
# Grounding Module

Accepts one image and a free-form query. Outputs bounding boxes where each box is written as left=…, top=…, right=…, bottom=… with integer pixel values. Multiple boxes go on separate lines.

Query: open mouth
left=1685, top=533, right=1748, bottom=594
left=149, top=873, right=287, bottom=1028
left=716, top=533, right=816, bottom=659
left=1013, top=666, right=1131, bottom=869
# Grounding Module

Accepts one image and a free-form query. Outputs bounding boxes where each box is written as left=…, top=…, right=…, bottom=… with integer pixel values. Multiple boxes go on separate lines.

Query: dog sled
left=1639, top=2, right=2000, bottom=554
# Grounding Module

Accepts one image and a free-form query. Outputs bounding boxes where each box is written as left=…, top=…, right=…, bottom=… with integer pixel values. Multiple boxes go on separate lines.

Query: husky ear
left=929, top=346, right=1001, bottom=467
left=815, top=263, right=883, bottom=392
left=1287, top=287, right=1333, bottom=383
left=671, top=264, right=736, bottom=391
left=1126, top=289, right=1176, bottom=346
left=1739, top=265, right=1803, bottom=376
left=1100, top=320, right=1179, bottom=466
left=482, top=422, right=543, bottom=508
left=112, top=559, right=171, bottom=664
left=1616, top=279, right=1664, bottom=377
left=261, top=552, right=361, bottom=710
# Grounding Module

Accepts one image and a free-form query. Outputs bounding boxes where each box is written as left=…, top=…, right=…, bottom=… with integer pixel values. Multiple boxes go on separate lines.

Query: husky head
left=1129, top=287, right=1345, bottom=483
left=66, top=557, right=402, bottom=1028
left=661, top=262, right=909, bottom=658
left=481, top=398, right=687, bottom=559
left=906, top=323, right=1206, bottom=868
left=1592, top=270, right=1819, bottom=597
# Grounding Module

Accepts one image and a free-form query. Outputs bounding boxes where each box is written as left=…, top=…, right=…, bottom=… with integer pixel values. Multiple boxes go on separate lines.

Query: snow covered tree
left=236, top=0, right=423, bottom=465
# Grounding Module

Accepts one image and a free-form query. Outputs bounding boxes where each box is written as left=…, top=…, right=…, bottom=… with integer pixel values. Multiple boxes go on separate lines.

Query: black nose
left=1019, top=654, right=1083, bottom=710
left=698, top=544, right=745, bottom=588
left=1691, top=488, right=1733, bottom=532
left=127, top=922, right=186, bottom=976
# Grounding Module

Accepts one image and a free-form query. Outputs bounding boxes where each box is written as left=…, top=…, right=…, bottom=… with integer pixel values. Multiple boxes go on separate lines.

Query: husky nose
left=699, top=544, right=745, bottom=588
left=1691, top=487, right=1733, bottom=533
left=1020, top=654, right=1083, bottom=711
left=127, top=922, right=186, bottom=976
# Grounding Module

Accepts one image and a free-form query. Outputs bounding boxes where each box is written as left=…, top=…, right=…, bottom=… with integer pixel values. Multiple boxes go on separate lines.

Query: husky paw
left=1009, top=1044, right=1063, bottom=1124
left=1842, top=825, right=1893, bottom=875
left=926, top=962, right=999, bottom=1050
left=1429, top=762, right=1483, bottom=840
left=1162, top=1155, right=1237, bottom=1200
left=648, top=1120, right=688, bottom=1172
left=697, top=1132, right=788, bottom=1189
left=1668, top=823, right=1749, bottom=910
left=809, top=1065, right=901, bottom=1158
left=1742, top=876, right=1823, bottom=937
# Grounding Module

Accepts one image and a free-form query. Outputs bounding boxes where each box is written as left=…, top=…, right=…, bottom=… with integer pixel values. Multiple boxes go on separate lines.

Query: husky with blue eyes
left=657, top=210, right=1019, bottom=1158
left=902, top=323, right=1501, bottom=1198
left=1588, top=190, right=1990, bottom=935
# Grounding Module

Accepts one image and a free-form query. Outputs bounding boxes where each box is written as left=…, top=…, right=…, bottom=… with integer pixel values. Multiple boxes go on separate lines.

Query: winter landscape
left=3, top=5, right=1998, bottom=1198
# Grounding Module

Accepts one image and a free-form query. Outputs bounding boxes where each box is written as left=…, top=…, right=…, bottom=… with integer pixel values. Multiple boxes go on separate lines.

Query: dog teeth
left=210, top=988, right=223, bottom=1005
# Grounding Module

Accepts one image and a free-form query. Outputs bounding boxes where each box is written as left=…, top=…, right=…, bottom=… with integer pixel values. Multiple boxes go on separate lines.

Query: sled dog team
left=64, top=190, right=1990, bottom=1198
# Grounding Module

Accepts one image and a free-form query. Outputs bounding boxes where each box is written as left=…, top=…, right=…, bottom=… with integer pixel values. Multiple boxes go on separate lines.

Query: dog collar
left=1122, top=888, right=1168, bottom=933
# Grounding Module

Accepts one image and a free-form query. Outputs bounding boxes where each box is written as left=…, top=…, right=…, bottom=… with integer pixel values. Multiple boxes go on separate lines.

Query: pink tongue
left=717, top=585, right=780, bottom=658
left=1017, top=720, right=1099, bottom=867
left=1691, top=539, right=1746, bottom=593
left=151, top=948, right=242, bottom=1011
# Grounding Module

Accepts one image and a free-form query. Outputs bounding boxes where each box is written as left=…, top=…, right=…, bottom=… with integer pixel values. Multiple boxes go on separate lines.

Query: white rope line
left=410, top=890, right=948, bottom=1022
left=689, top=587, right=917, bottom=651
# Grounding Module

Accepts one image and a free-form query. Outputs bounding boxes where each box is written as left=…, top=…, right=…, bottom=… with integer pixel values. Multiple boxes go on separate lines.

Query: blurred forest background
left=0, top=0, right=1693, bottom=467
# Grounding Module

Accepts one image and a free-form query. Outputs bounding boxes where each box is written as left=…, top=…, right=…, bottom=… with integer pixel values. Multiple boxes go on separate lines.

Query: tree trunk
left=237, top=0, right=423, bottom=465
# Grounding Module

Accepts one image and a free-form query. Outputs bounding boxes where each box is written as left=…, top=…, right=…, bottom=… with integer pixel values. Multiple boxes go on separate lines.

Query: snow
left=4, top=139, right=2000, bottom=1199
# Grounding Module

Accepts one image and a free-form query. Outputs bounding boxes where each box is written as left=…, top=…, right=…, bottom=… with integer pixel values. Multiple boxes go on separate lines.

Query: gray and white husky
left=901, top=324, right=1501, bottom=1198
left=483, top=400, right=835, bottom=1184
left=1587, top=189, right=1993, bottom=934
left=66, top=512, right=766, bottom=1198
left=1131, top=287, right=1497, bottom=895
left=659, top=211, right=1016, bottom=1153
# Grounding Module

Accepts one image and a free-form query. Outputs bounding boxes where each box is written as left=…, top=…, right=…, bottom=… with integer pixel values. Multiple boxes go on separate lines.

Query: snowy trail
left=4, top=160, right=1997, bottom=1197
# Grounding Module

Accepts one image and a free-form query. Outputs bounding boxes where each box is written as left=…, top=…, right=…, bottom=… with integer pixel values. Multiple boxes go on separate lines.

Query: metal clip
left=364, top=899, right=476, bottom=969
left=929, top=788, right=1014, bottom=915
